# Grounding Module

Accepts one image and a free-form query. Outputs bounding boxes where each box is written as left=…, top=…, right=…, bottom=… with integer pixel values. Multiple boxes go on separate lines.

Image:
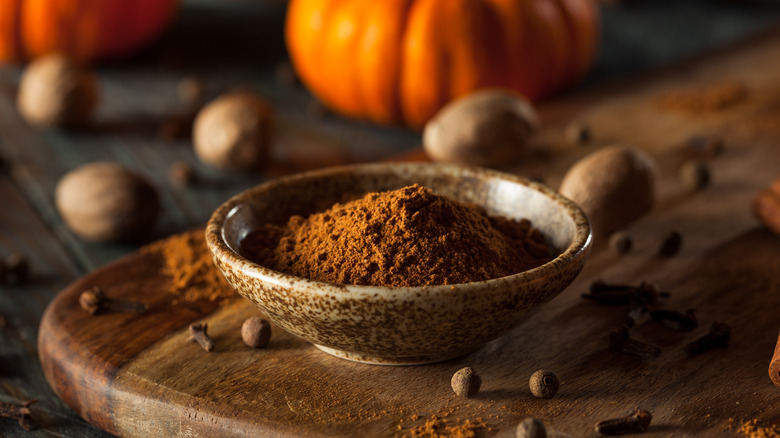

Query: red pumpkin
left=286, top=0, right=599, bottom=129
left=0, top=0, right=179, bottom=62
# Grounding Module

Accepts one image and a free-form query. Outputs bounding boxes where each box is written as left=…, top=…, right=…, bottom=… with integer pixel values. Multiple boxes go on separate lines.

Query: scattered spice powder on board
left=737, top=420, right=780, bottom=438
left=141, top=231, right=235, bottom=304
left=241, top=185, right=552, bottom=287
left=657, top=82, right=747, bottom=114
left=402, top=414, right=488, bottom=438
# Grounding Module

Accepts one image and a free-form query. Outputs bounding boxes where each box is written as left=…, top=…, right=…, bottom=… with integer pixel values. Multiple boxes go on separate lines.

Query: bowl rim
left=205, top=162, right=592, bottom=296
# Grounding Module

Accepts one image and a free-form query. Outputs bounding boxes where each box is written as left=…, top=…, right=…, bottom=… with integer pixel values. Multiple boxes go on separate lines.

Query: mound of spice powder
left=240, top=185, right=551, bottom=287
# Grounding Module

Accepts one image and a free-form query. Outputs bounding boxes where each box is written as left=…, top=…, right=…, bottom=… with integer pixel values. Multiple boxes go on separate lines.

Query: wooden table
left=2, top=1, right=780, bottom=436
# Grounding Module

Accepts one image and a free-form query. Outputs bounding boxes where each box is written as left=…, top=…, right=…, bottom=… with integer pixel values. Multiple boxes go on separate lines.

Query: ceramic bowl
left=206, top=163, right=591, bottom=365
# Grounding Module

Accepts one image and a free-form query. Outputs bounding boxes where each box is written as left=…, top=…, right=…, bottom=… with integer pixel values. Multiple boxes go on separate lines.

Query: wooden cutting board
left=39, top=34, right=780, bottom=437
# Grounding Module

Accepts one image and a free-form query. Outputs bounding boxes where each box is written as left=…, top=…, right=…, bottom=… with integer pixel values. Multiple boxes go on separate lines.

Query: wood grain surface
left=36, top=31, right=780, bottom=437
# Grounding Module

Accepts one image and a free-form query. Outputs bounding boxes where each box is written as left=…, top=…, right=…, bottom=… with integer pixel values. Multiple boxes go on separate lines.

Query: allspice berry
left=242, top=316, right=272, bottom=348
left=451, top=367, right=481, bottom=398
left=658, top=229, right=683, bottom=257
left=516, top=417, right=547, bottom=438
left=55, top=162, right=160, bottom=242
left=529, top=369, right=560, bottom=399
left=17, top=53, right=98, bottom=128
left=609, top=231, right=633, bottom=255
left=559, top=145, right=657, bottom=237
left=178, top=76, right=205, bottom=106
left=423, top=90, right=538, bottom=167
left=193, top=90, right=274, bottom=172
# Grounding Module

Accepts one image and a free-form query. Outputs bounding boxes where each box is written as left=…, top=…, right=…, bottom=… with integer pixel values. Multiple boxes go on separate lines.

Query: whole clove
left=609, top=326, right=661, bottom=359
left=583, top=280, right=668, bottom=306
left=650, top=309, right=697, bottom=331
left=680, top=160, right=711, bottom=191
left=168, top=161, right=197, bottom=188
left=274, top=61, right=300, bottom=88
left=3, top=254, right=29, bottom=284
left=565, top=121, right=591, bottom=146
left=158, top=113, right=196, bottom=142
left=624, top=295, right=648, bottom=328
left=188, top=323, right=214, bottom=352
left=79, top=287, right=148, bottom=315
left=0, top=399, right=37, bottom=431
left=595, top=407, right=652, bottom=436
left=685, top=321, right=731, bottom=355
left=686, top=134, right=724, bottom=157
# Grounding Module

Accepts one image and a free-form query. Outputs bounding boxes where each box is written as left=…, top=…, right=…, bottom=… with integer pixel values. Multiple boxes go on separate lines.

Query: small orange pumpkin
left=286, top=0, right=599, bottom=129
left=0, top=0, right=179, bottom=63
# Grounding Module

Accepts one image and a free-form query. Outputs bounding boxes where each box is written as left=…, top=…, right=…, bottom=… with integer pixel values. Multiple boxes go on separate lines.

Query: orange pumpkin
left=0, top=0, right=179, bottom=63
left=286, top=0, right=599, bottom=129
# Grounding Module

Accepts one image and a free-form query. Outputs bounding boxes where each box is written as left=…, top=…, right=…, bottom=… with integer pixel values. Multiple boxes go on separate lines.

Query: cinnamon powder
left=241, top=185, right=551, bottom=287
left=141, top=231, right=235, bottom=304
left=657, top=82, right=747, bottom=114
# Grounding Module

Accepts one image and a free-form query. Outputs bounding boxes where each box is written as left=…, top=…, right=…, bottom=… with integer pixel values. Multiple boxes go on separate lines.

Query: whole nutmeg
left=423, top=90, right=538, bottom=167
left=451, top=366, right=481, bottom=398
left=559, top=145, right=657, bottom=237
left=242, top=316, right=272, bottom=348
left=529, top=369, right=560, bottom=399
left=17, top=53, right=98, bottom=128
left=193, top=90, right=274, bottom=171
left=55, top=162, right=160, bottom=242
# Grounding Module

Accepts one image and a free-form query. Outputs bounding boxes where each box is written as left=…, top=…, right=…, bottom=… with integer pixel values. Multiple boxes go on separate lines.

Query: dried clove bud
left=650, top=309, right=697, bottom=331
left=158, top=113, right=196, bottom=142
left=529, top=369, right=560, bottom=399
left=306, top=98, right=331, bottom=119
left=686, top=135, right=724, bottom=157
left=609, top=231, right=633, bottom=255
left=685, top=321, right=731, bottom=355
left=516, top=417, right=547, bottom=438
left=4, top=254, right=29, bottom=284
left=609, top=326, right=661, bottom=359
left=274, top=61, right=300, bottom=88
left=595, top=407, right=652, bottom=436
left=565, top=121, right=591, bottom=146
left=680, top=160, right=711, bottom=191
left=0, top=399, right=37, bottom=431
left=624, top=294, right=648, bottom=328
left=658, top=230, right=683, bottom=257
left=451, top=367, right=481, bottom=398
left=583, top=280, right=668, bottom=306
left=242, top=316, right=272, bottom=348
left=79, top=287, right=148, bottom=315
left=168, top=161, right=197, bottom=188
left=189, top=323, right=214, bottom=352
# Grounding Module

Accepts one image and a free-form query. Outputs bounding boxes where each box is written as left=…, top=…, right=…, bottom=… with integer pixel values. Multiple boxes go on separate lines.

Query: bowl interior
left=221, top=164, right=578, bottom=269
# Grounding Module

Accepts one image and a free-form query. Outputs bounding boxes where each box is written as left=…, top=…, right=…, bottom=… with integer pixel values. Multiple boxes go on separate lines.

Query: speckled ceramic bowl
left=206, top=163, right=591, bottom=365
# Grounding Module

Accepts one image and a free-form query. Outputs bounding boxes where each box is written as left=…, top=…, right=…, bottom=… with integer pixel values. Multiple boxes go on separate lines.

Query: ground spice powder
left=241, top=185, right=551, bottom=287
left=141, top=231, right=235, bottom=304
left=657, top=81, right=747, bottom=114
left=738, top=420, right=780, bottom=438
